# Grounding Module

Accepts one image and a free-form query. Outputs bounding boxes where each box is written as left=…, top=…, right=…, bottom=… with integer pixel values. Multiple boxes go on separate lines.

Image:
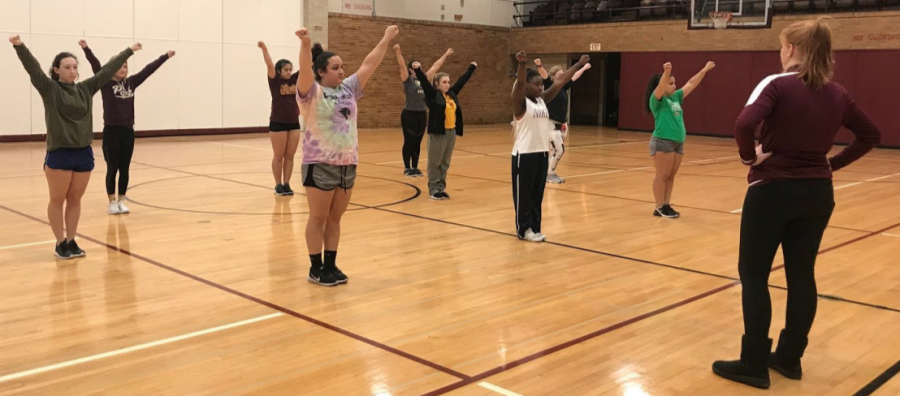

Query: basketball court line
left=883, top=233, right=900, bottom=238
left=478, top=382, right=525, bottom=396
left=0, top=313, right=284, bottom=384
left=2, top=193, right=898, bottom=395
left=0, top=240, right=55, bottom=251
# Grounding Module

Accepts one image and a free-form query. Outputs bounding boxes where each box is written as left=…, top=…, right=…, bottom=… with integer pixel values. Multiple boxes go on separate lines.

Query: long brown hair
left=781, top=17, right=834, bottom=90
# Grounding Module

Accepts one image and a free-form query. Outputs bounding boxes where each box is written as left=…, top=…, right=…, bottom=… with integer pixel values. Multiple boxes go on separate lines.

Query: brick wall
left=510, top=11, right=900, bottom=54
left=329, top=13, right=514, bottom=129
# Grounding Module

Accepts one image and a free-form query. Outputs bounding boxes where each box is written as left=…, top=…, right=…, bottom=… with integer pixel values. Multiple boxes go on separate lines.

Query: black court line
left=125, top=171, right=420, bottom=216
left=853, top=358, right=900, bottom=396
left=361, top=159, right=875, bottom=234
left=129, top=161, right=421, bottom=215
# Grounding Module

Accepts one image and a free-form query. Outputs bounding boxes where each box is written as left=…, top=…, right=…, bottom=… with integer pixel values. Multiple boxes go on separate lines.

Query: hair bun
left=311, top=43, right=324, bottom=61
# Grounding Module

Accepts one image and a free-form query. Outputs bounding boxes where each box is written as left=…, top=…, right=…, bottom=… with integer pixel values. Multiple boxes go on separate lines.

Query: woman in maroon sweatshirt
left=713, top=18, right=881, bottom=389
left=80, top=40, right=173, bottom=215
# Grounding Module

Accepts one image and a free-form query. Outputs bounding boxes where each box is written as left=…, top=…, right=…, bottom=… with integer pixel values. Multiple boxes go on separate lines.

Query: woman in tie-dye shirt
left=295, top=25, right=399, bottom=287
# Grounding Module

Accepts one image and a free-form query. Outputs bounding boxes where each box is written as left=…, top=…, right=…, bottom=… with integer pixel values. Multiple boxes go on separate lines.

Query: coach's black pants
left=739, top=179, right=834, bottom=340
left=401, top=110, right=427, bottom=169
left=512, top=152, right=549, bottom=238
left=102, top=126, right=135, bottom=196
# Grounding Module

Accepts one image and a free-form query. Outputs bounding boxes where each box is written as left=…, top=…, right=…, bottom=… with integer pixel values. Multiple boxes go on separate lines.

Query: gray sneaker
left=547, top=173, right=564, bottom=184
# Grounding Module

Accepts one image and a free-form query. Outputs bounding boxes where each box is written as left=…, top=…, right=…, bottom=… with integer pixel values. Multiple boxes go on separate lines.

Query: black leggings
left=739, top=179, right=834, bottom=339
left=401, top=110, right=427, bottom=169
left=102, top=126, right=136, bottom=196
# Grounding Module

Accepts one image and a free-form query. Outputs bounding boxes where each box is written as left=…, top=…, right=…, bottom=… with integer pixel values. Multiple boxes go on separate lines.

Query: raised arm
left=542, top=55, right=589, bottom=103
left=535, top=59, right=549, bottom=80
left=413, top=64, right=436, bottom=100
left=682, top=61, right=715, bottom=99
left=572, top=63, right=591, bottom=82
left=130, top=51, right=173, bottom=89
left=355, top=25, right=400, bottom=89
left=79, top=40, right=102, bottom=74
left=654, top=63, right=672, bottom=101
left=393, top=44, right=409, bottom=82
left=829, top=96, right=881, bottom=171
left=449, top=62, right=477, bottom=95
left=11, top=35, right=53, bottom=95
left=258, top=41, right=276, bottom=79
left=295, top=29, right=315, bottom=96
left=83, top=43, right=139, bottom=93
left=512, top=50, right=528, bottom=119
left=426, top=48, right=453, bottom=83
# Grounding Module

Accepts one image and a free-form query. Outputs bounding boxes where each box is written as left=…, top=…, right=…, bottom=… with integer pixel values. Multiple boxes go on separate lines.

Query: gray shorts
left=301, top=163, right=357, bottom=191
left=649, top=136, right=684, bottom=156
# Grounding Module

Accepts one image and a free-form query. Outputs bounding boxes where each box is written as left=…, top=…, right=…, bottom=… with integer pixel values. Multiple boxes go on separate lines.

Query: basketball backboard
left=689, top=0, right=773, bottom=29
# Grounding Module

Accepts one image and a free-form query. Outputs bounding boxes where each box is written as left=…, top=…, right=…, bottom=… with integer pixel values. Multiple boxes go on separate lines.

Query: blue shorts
left=44, top=146, right=95, bottom=172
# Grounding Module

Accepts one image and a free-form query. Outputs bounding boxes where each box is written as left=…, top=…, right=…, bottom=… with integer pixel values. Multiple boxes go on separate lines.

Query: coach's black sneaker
left=275, top=184, right=287, bottom=196
left=664, top=204, right=681, bottom=218
left=308, top=265, right=339, bottom=286
left=404, top=168, right=414, bottom=177
left=67, top=239, right=86, bottom=258
left=283, top=183, right=294, bottom=196
left=713, top=335, right=772, bottom=389
left=54, top=240, right=73, bottom=259
left=412, top=168, right=424, bottom=177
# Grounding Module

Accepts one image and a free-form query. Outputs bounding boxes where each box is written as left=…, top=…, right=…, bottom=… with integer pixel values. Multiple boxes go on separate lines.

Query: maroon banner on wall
left=619, top=50, right=900, bottom=147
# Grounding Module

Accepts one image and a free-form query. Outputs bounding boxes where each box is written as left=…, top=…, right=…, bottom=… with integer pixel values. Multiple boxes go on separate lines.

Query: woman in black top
left=413, top=62, right=476, bottom=200
left=535, top=59, right=591, bottom=184
left=393, top=45, right=452, bottom=178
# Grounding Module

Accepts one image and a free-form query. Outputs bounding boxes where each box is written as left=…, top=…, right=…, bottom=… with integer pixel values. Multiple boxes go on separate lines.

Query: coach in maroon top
left=81, top=40, right=173, bottom=215
left=713, top=18, right=881, bottom=389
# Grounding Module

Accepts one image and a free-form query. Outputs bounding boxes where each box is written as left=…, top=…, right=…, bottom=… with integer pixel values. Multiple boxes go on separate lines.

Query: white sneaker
left=108, top=201, right=121, bottom=215
left=117, top=200, right=130, bottom=214
left=535, top=232, right=547, bottom=241
left=547, top=173, right=565, bottom=184
left=522, top=229, right=544, bottom=242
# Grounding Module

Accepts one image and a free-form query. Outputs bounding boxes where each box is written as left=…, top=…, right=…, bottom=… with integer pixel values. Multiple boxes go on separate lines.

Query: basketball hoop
left=709, top=11, right=733, bottom=29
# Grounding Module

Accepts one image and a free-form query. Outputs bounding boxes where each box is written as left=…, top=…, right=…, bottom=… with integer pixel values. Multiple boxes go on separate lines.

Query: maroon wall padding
left=619, top=50, right=900, bottom=147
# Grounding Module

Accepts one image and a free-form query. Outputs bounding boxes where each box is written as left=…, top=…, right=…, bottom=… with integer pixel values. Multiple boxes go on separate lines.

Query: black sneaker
left=403, top=169, right=414, bottom=177
left=308, top=265, right=339, bottom=286
left=429, top=192, right=447, bottom=200
left=54, top=240, right=73, bottom=259
left=438, top=191, right=450, bottom=199
left=654, top=206, right=677, bottom=218
left=413, top=168, right=424, bottom=177
left=67, top=239, right=86, bottom=257
left=330, top=266, right=349, bottom=284
left=275, top=184, right=287, bottom=195
left=663, top=204, right=680, bottom=218
left=283, top=183, right=294, bottom=196
left=665, top=204, right=681, bottom=217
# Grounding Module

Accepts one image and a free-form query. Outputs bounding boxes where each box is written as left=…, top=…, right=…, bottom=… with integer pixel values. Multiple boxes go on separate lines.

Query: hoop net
left=709, top=11, right=733, bottom=29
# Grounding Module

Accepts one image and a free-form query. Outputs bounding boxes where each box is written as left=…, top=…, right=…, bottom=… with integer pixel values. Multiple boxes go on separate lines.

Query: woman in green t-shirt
left=643, top=61, right=715, bottom=218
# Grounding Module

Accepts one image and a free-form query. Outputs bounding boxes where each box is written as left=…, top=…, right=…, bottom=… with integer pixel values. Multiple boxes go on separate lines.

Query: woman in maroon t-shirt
left=259, top=41, right=301, bottom=196
left=713, top=18, right=880, bottom=389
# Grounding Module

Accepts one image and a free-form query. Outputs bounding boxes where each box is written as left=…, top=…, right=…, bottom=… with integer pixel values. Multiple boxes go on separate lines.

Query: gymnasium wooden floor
left=1, top=125, right=898, bottom=396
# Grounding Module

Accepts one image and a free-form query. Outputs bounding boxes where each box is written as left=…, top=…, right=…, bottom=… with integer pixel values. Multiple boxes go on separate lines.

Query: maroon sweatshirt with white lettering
left=735, top=71, right=881, bottom=184
left=83, top=47, right=169, bottom=127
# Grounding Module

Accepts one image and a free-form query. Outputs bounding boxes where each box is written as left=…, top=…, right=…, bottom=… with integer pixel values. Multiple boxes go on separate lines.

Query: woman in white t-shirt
left=510, top=50, right=589, bottom=242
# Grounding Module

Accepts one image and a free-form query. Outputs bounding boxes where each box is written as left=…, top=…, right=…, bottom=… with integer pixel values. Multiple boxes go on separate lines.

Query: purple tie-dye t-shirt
left=296, top=74, right=364, bottom=165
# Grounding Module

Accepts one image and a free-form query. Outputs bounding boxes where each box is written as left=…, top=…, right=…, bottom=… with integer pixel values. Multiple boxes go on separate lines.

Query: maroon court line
left=0, top=204, right=471, bottom=381
left=418, top=220, right=900, bottom=395
left=420, top=282, right=741, bottom=396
